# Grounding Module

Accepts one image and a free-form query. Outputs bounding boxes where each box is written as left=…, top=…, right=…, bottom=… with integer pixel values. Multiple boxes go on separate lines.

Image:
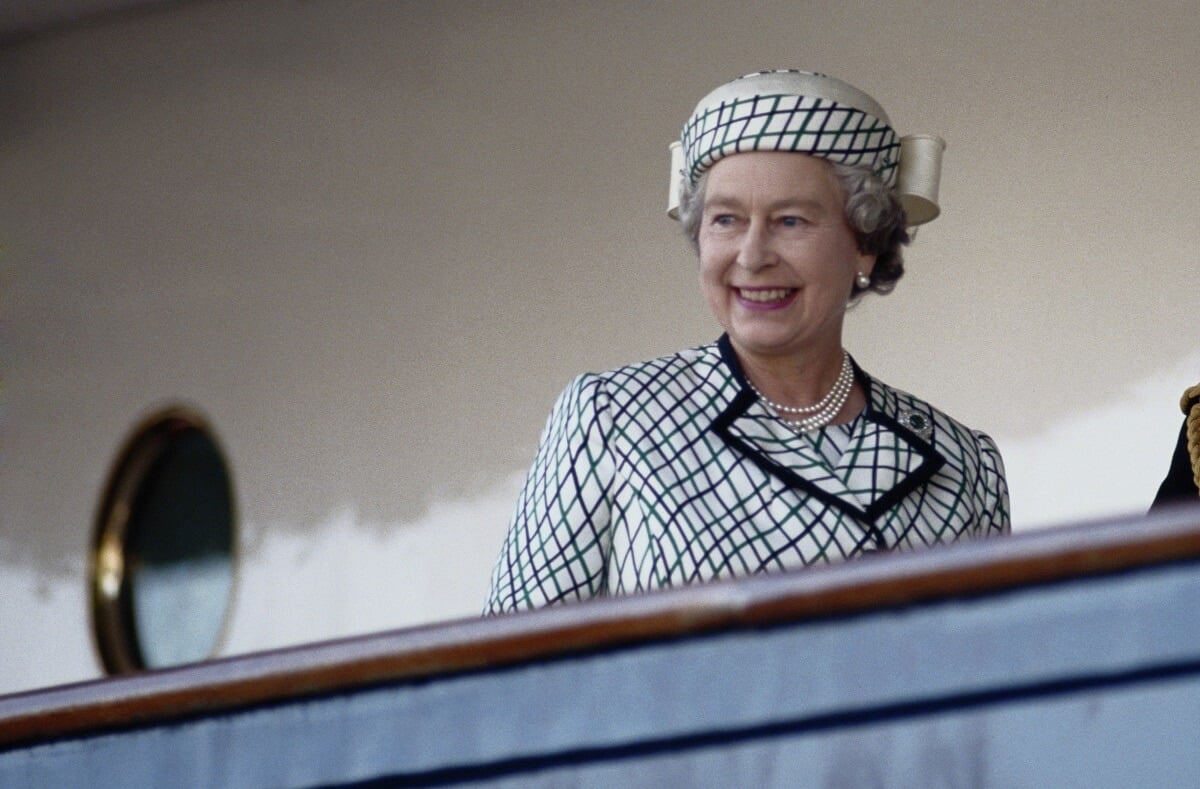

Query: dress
left=485, top=336, right=1010, bottom=613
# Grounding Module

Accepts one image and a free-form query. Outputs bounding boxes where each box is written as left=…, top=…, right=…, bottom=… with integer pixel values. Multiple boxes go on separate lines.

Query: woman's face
left=698, top=152, right=875, bottom=364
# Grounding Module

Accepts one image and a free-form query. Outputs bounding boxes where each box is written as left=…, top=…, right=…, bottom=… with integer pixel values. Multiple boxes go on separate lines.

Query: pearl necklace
left=747, top=351, right=854, bottom=433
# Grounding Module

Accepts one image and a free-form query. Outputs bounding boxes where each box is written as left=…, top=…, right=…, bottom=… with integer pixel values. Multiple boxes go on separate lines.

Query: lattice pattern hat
left=668, top=70, right=945, bottom=226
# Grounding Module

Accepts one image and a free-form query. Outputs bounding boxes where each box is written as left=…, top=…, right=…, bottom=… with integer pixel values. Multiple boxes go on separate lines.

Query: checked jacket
left=485, top=335, right=1010, bottom=614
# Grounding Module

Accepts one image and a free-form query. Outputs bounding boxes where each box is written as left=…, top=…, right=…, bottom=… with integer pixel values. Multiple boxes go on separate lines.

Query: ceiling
left=0, top=0, right=175, bottom=43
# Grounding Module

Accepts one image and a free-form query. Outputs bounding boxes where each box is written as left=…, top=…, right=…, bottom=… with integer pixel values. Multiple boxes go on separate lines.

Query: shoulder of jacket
left=563, top=343, right=723, bottom=413
left=586, top=343, right=719, bottom=386
left=872, top=377, right=997, bottom=454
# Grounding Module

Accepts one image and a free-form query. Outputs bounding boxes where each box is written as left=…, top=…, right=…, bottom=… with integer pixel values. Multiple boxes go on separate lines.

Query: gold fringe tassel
left=1183, top=384, right=1200, bottom=495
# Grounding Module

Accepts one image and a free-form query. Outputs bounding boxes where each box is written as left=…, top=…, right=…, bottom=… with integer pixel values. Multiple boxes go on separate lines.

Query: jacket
left=486, top=336, right=1010, bottom=613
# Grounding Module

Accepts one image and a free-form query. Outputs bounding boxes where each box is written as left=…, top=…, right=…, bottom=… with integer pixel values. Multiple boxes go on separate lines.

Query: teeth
left=739, top=288, right=793, bottom=302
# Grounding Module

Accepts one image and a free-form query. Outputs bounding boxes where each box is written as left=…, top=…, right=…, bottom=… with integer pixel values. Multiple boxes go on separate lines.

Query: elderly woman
left=486, top=70, right=1010, bottom=614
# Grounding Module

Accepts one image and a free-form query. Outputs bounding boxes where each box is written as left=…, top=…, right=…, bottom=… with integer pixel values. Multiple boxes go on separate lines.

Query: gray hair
left=676, top=159, right=908, bottom=297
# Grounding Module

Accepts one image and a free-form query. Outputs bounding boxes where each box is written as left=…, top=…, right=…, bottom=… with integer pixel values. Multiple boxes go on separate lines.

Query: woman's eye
left=779, top=215, right=807, bottom=227
left=710, top=214, right=736, bottom=226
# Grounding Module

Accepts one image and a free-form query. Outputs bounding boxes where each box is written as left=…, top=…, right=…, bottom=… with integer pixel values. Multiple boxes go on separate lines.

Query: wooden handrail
left=3, top=505, right=1200, bottom=750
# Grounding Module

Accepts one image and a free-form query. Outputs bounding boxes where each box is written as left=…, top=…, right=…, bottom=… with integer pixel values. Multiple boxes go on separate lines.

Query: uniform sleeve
left=1150, top=418, right=1197, bottom=509
left=974, top=430, right=1011, bottom=536
left=484, top=374, right=616, bottom=614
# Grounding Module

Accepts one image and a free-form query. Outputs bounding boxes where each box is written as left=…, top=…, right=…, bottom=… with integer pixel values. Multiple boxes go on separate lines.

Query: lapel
left=709, top=336, right=946, bottom=525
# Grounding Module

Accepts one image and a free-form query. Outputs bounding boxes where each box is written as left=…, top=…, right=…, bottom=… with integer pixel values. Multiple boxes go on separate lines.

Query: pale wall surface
left=1, top=0, right=1197, bottom=693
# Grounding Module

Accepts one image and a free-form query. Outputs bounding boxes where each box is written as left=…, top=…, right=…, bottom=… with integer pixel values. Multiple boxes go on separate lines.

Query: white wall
left=2, top=0, right=1197, bottom=694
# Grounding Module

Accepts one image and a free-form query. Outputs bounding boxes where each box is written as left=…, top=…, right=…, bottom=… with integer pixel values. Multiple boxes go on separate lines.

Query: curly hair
left=677, top=158, right=909, bottom=297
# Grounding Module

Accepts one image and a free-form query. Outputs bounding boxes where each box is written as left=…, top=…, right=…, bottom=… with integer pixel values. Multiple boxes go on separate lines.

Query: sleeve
left=974, top=430, right=1011, bottom=536
left=483, top=373, right=616, bottom=614
left=1150, top=419, right=1197, bottom=510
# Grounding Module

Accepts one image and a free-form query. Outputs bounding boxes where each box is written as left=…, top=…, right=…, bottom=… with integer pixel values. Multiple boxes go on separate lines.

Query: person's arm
left=484, top=374, right=616, bottom=614
left=1150, top=419, right=1197, bottom=510
left=976, top=431, right=1011, bottom=535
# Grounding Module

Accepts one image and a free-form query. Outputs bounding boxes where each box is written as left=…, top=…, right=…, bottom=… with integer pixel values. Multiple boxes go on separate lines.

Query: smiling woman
left=696, top=152, right=876, bottom=385
left=484, top=70, right=1010, bottom=615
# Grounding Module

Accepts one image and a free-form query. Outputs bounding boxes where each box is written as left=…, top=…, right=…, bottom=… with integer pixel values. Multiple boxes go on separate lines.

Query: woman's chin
left=728, top=329, right=799, bottom=358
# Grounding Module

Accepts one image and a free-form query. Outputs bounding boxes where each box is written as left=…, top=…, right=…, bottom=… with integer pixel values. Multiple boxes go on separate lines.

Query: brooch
left=897, top=409, right=933, bottom=439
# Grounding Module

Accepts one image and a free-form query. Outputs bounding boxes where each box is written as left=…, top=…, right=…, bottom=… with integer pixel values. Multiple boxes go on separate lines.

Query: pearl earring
left=855, top=272, right=871, bottom=289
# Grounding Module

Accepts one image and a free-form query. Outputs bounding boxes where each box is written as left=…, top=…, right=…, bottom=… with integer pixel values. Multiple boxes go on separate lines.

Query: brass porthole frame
left=89, top=405, right=238, bottom=675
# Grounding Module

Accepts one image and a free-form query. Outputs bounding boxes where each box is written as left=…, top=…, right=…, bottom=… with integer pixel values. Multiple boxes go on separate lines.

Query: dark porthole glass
left=91, top=407, right=237, bottom=674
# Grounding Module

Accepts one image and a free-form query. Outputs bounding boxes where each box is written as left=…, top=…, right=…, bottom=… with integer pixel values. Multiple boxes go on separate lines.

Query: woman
left=485, top=70, right=1010, bottom=614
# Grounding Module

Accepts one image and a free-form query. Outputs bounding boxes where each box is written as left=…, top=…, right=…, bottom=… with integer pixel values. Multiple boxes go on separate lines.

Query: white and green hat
left=668, top=70, right=944, bottom=226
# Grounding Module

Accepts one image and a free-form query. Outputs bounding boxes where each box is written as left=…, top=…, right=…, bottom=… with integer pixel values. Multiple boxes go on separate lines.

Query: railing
left=3, top=505, right=1200, bottom=787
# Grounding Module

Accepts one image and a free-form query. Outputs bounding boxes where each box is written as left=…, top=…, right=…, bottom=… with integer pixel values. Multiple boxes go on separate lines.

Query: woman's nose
left=736, top=223, right=776, bottom=270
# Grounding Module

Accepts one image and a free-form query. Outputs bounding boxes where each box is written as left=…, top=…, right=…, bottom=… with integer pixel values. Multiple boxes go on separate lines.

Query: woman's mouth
left=736, top=287, right=797, bottom=308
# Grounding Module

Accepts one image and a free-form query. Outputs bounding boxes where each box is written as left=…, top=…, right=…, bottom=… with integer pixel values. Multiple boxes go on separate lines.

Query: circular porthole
left=90, top=406, right=237, bottom=674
